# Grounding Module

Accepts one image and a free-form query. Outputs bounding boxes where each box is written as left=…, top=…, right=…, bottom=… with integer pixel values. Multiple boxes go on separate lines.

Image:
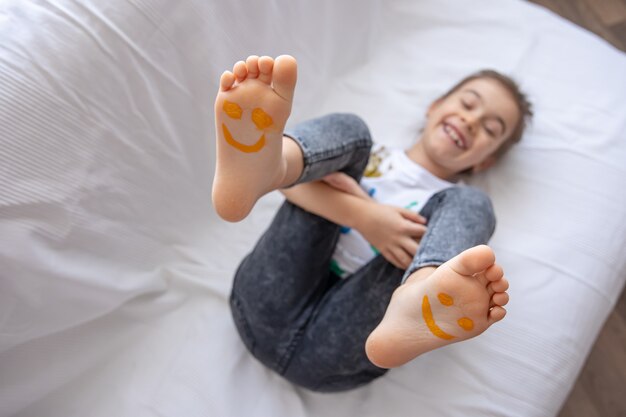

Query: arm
left=281, top=180, right=369, bottom=229
left=280, top=181, right=427, bottom=269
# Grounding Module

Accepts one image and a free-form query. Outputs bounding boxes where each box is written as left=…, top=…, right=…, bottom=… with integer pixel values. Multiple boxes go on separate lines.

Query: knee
left=447, top=186, right=492, bottom=208
left=437, top=186, right=496, bottom=224
left=283, top=357, right=386, bottom=392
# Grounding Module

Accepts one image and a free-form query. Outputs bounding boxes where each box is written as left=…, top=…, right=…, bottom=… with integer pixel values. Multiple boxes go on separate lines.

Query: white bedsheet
left=1, top=0, right=625, bottom=416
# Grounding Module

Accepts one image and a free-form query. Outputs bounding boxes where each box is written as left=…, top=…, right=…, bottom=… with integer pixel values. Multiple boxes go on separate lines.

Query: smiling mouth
left=443, top=123, right=467, bottom=150
left=422, top=295, right=455, bottom=340
left=222, top=124, right=266, bottom=153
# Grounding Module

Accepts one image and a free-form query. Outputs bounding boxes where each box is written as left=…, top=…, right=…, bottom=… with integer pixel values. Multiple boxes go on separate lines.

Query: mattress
left=1, top=0, right=625, bottom=416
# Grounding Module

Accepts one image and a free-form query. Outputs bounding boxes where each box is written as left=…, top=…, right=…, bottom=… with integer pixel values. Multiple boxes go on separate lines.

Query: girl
left=212, top=55, right=532, bottom=392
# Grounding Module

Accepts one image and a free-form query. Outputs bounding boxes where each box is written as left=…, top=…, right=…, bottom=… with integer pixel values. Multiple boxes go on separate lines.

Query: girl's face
left=418, top=78, right=521, bottom=179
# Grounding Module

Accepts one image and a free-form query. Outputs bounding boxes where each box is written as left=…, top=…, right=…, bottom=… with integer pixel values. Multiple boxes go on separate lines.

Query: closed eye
left=484, top=120, right=503, bottom=138
left=484, top=124, right=496, bottom=137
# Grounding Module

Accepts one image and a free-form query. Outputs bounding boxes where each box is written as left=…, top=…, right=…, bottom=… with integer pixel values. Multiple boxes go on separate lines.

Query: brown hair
left=438, top=69, right=533, bottom=159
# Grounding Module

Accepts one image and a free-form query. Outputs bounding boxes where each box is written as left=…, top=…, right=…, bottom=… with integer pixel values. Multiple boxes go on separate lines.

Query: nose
left=461, top=110, right=479, bottom=134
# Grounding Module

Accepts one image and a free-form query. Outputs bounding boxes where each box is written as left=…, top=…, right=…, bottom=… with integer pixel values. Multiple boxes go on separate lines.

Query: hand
left=355, top=202, right=428, bottom=270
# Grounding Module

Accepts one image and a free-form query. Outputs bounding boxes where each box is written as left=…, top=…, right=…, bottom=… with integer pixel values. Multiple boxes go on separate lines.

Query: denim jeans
left=229, top=114, right=495, bottom=392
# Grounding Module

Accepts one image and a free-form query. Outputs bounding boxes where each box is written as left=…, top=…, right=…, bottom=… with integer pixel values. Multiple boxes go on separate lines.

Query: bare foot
left=212, top=55, right=297, bottom=222
left=365, top=245, right=509, bottom=368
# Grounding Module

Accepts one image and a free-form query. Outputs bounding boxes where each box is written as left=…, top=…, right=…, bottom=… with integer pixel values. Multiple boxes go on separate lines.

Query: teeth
left=444, top=124, right=464, bottom=149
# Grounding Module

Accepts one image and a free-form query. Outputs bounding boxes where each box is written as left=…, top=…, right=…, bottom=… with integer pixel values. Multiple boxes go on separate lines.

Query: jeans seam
left=413, top=192, right=445, bottom=266
left=277, top=271, right=346, bottom=375
left=276, top=325, right=306, bottom=374
left=230, top=295, right=257, bottom=353
left=297, top=139, right=372, bottom=184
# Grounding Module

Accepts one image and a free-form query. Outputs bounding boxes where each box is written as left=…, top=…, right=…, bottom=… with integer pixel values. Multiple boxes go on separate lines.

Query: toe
left=246, top=55, right=260, bottom=78
left=488, top=306, right=506, bottom=324
left=484, top=264, right=504, bottom=282
left=219, top=71, right=236, bottom=91
left=272, top=55, right=297, bottom=102
left=257, top=56, right=274, bottom=84
left=233, top=60, right=248, bottom=82
left=489, top=277, right=509, bottom=293
left=490, top=292, right=509, bottom=307
left=476, top=271, right=490, bottom=288
left=447, top=245, right=495, bottom=277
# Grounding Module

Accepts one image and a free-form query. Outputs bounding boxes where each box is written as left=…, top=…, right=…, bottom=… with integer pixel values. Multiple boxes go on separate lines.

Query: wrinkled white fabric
left=1, top=0, right=625, bottom=416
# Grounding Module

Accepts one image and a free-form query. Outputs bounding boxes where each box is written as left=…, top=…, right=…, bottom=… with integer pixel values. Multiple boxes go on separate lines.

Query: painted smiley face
left=422, top=293, right=474, bottom=340
left=222, top=100, right=273, bottom=153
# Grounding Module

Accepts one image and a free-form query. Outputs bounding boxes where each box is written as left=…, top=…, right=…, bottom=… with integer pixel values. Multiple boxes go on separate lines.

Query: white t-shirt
left=330, top=145, right=454, bottom=278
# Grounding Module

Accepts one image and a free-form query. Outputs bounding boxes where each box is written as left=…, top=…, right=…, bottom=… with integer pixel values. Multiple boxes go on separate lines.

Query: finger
left=400, top=209, right=427, bottom=224
left=391, top=246, right=412, bottom=270
left=381, top=249, right=403, bottom=269
left=401, top=238, right=419, bottom=258
left=405, top=222, right=427, bottom=238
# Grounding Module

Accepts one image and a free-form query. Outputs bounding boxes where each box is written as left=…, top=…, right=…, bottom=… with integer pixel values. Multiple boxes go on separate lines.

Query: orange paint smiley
left=422, top=293, right=474, bottom=340
left=222, top=100, right=273, bottom=153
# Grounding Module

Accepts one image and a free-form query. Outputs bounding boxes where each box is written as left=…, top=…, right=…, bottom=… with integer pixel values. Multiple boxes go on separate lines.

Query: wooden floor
left=526, top=1, right=626, bottom=415
left=529, top=0, right=626, bottom=51
left=557, top=290, right=626, bottom=416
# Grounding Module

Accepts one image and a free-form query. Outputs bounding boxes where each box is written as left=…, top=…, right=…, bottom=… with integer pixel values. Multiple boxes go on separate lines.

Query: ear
left=471, top=156, right=497, bottom=174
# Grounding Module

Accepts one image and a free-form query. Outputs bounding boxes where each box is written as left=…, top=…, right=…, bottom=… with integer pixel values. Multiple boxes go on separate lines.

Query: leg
left=281, top=256, right=403, bottom=392
left=403, top=186, right=497, bottom=282
left=366, top=187, right=510, bottom=368
left=230, top=113, right=373, bottom=377
left=279, top=187, right=497, bottom=390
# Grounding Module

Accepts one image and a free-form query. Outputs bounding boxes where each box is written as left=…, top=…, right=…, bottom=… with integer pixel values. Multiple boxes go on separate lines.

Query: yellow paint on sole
left=457, top=317, right=474, bottom=331
left=252, top=107, right=273, bottom=129
left=223, top=100, right=243, bottom=119
left=437, top=292, right=454, bottom=306
left=422, top=295, right=455, bottom=340
left=222, top=124, right=266, bottom=153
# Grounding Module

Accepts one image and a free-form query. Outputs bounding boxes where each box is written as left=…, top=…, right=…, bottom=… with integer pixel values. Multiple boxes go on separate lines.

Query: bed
left=1, top=0, right=625, bottom=416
